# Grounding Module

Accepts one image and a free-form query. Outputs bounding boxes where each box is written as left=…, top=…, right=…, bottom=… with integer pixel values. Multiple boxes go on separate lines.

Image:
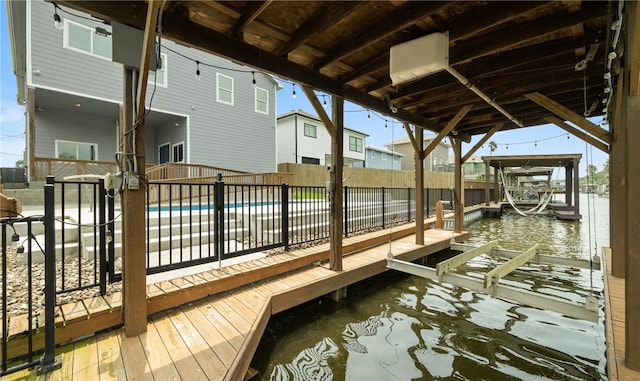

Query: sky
left=0, top=2, right=609, bottom=176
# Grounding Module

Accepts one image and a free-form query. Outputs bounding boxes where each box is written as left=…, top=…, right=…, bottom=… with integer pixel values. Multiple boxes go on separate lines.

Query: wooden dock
left=603, top=247, right=640, bottom=381
left=3, top=225, right=467, bottom=380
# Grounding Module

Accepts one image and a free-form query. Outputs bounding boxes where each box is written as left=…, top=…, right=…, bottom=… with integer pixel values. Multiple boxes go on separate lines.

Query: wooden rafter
left=231, top=1, right=272, bottom=39
left=525, top=92, right=611, bottom=145
left=313, top=2, right=447, bottom=69
left=544, top=116, right=609, bottom=153
left=274, top=1, right=366, bottom=57
left=403, top=122, right=420, bottom=155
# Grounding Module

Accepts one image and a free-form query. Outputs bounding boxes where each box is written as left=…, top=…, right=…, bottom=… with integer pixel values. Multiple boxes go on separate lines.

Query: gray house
left=6, top=0, right=280, bottom=180
left=359, top=145, right=403, bottom=170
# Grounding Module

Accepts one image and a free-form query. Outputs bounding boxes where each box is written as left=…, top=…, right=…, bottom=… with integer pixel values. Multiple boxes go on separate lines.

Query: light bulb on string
left=53, top=3, right=63, bottom=30
left=384, top=120, right=388, bottom=130
left=534, top=141, right=537, bottom=148
left=292, top=83, right=296, bottom=99
left=322, top=95, right=327, bottom=108
left=252, top=71, right=256, bottom=88
left=367, top=110, right=371, bottom=120
left=506, top=144, right=509, bottom=150
left=195, top=61, right=201, bottom=80
left=567, top=133, right=570, bottom=140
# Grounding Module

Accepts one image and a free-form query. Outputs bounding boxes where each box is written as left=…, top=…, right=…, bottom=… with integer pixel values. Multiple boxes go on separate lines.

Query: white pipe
left=446, top=66, right=524, bottom=128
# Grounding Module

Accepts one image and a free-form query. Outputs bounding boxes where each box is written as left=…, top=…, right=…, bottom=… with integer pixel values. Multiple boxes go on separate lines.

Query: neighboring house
left=276, top=110, right=368, bottom=167
left=385, top=137, right=449, bottom=171
left=6, top=0, right=280, bottom=180
left=358, top=145, right=403, bottom=170
left=450, top=155, right=490, bottom=180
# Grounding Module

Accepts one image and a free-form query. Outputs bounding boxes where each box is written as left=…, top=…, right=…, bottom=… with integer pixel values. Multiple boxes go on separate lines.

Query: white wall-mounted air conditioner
left=389, top=32, right=449, bottom=86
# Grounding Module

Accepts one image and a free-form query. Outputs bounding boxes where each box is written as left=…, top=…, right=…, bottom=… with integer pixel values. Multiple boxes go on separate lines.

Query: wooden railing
left=33, top=157, right=119, bottom=181
left=145, top=162, right=249, bottom=181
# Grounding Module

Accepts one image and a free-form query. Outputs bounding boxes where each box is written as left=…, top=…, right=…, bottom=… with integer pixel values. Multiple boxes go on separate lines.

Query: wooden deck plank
left=118, top=329, right=154, bottom=381
left=181, top=304, right=238, bottom=368
left=195, top=300, right=245, bottom=351
left=96, top=330, right=127, bottom=380
left=167, top=309, right=227, bottom=380
left=70, top=336, right=99, bottom=380
left=140, top=320, right=181, bottom=381
left=152, top=313, right=208, bottom=380
left=46, top=343, right=76, bottom=381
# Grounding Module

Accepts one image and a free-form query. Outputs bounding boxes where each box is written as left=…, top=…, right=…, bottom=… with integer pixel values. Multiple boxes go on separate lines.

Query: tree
left=15, top=160, right=24, bottom=168
left=489, top=141, right=498, bottom=155
left=587, top=164, right=597, bottom=180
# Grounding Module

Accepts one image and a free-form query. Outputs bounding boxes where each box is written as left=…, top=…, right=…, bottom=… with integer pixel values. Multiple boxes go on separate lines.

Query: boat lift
left=387, top=240, right=601, bottom=322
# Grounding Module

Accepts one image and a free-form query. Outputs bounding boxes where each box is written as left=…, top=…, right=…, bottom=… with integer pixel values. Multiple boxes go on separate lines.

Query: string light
left=534, top=141, right=537, bottom=148
left=252, top=71, right=256, bottom=88
left=195, top=61, right=201, bottom=80
left=506, top=144, right=509, bottom=150
left=384, top=120, right=388, bottom=129
left=322, top=95, right=327, bottom=108
left=292, top=83, right=296, bottom=99
left=53, top=3, right=63, bottom=30
left=567, top=133, right=570, bottom=140
left=367, top=110, right=371, bottom=120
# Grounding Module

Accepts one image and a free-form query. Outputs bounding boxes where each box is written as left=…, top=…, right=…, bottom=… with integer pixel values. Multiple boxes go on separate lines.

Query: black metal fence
left=144, top=182, right=453, bottom=274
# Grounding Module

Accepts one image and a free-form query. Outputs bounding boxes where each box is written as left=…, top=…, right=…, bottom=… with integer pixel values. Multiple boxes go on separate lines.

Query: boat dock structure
left=3, top=0, right=640, bottom=379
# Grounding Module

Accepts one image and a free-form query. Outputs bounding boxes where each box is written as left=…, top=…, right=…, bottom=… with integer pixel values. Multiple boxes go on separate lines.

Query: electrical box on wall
left=389, top=32, right=449, bottom=86
left=112, top=22, right=158, bottom=71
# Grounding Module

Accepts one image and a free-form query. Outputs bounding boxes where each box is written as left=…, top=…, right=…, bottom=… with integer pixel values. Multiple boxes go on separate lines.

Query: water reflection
left=252, top=194, right=608, bottom=380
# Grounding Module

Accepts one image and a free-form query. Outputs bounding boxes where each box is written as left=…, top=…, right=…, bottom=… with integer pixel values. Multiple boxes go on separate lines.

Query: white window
left=172, top=142, right=184, bottom=163
left=381, top=152, right=387, bottom=161
left=56, top=140, right=97, bottom=160
left=349, top=136, right=363, bottom=153
left=64, top=20, right=111, bottom=60
left=370, top=150, right=376, bottom=158
left=255, top=87, right=268, bottom=114
left=304, top=123, right=317, bottom=138
left=148, top=53, right=168, bottom=88
left=394, top=155, right=400, bottom=162
left=217, top=73, right=234, bottom=105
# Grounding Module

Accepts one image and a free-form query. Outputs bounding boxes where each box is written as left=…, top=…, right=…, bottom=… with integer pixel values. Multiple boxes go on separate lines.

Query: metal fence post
left=381, top=187, right=386, bottom=229
left=38, top=183, right=61, bottom=374
left=343, top=186, right=349, bottom=237
left=98, top=179, right=107, bottom=295
left=281, top=183, right=290, bottom=251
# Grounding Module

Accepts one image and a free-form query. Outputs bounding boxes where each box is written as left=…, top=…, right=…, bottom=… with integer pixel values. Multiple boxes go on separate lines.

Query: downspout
left=445, top=67, right=524, bottom=128
left=294, top=114, right=298, bottom=163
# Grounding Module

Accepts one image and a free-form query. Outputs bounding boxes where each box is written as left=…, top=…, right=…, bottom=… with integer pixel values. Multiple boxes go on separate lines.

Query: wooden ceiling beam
left=451, top=3, right=605, bottom=65
left=544, top=116, right=609, bottom=153
left=313, top=2, right=447, bottom=69
left=231, top=1, right=272, bottom=39
left=525, top=92, right=611, bottom=144
left=274, top=1, right=367, bottom=57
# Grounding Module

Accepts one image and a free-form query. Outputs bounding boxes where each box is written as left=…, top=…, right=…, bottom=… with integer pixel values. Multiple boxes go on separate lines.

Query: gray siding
left=29, top=1, right=277, bottom=173
left=34, top=110, right=116, bottom=160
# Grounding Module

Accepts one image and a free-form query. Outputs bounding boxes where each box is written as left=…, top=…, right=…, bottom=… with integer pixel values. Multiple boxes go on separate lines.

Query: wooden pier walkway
left=603, top=247, right=640, bottom=381
left=3, top=225, right=466, bottom=380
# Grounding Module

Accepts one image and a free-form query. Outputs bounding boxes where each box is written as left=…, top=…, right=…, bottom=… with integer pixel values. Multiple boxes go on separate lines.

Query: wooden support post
left=27, top=88, right=36, bottom=181
left=565, top=165, right=572, bottom=207
left=452, top=139, right=463, bottom=233
left=625, top=0, right=640, bottom=369
left=494, top=165, right=500, bottom=203
left=610, top=76, right=626, bottom=278
left=415, top=127, right=424, bottom=245
left=330, top=95, right=344, bottom=271
left=121, top=68, right=147, bottom=336
left=573, top=158, right=580, bottom=217
left=121, top=0, right=159, bottom=336
left=484, top=161, right=491, bottom=205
